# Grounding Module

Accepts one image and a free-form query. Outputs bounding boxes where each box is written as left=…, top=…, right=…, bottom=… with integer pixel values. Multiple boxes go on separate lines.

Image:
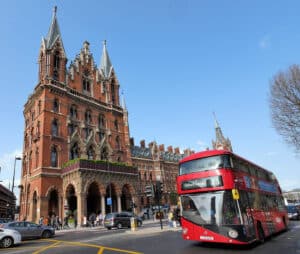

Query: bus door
left=234, top=190, right=256, bottom=238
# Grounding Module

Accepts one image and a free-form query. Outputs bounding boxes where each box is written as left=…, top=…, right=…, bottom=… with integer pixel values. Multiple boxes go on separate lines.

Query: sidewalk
left=55, top=219, right=181, bottom=235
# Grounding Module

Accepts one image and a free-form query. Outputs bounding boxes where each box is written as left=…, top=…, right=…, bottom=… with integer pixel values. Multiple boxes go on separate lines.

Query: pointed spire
left=121, top=90, right=127, bottom=110
left=213, top=112, right=220, bottom=129
left=45, top=6, right=64, bottom=51
left=100, top=40, right=113, bottom=79
left=212, top=113, right=233, bottom=151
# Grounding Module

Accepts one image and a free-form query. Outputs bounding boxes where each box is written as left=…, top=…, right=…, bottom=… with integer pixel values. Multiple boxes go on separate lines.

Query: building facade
left=19, top=8, right=187, bottom=224
left=130, top=139, right=193, bottom=208
left=0, top=184, right=16, bottom=219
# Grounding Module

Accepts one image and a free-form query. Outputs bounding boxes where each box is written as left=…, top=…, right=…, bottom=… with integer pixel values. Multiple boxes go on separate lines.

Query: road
left=1, top=220, right=300, bottom=254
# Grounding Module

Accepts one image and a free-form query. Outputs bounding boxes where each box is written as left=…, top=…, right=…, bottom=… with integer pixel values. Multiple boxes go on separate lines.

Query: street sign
left=107, top=197, right=112, bottom=205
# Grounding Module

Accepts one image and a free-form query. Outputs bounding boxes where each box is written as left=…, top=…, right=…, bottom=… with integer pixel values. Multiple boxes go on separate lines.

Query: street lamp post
left=12, top=156, right=22, bottom=194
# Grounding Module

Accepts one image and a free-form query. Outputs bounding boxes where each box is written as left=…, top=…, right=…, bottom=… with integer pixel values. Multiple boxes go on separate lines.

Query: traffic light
left=160, top=182, right=164, bottom=194
left=155, top=181, right=164, bottom=201
left=145, top=185, right=154, bottom=197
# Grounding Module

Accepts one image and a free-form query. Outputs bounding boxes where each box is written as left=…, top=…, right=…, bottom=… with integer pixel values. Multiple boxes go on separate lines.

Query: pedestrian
left=168, top=210, right=173, bottom=227
left=39, top=216, right=44, bottom=225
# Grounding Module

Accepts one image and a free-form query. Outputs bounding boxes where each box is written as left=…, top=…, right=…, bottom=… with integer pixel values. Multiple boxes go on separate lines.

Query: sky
left=1, top=0, right=300, bottom=201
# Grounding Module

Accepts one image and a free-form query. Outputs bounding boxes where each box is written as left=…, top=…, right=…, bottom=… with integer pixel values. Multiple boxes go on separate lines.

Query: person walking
left=168, top=210, right=174, bottom=227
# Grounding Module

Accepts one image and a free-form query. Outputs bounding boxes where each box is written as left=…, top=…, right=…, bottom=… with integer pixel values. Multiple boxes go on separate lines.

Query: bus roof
left=179, top=149, right=274, bottom=176
left=179, top=149, right=232, bottom=164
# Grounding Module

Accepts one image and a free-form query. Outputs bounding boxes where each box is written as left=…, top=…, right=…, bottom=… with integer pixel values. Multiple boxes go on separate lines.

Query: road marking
left=32, top=241, right=61, bottom=254
left=41, top=239, right=143, bottom=254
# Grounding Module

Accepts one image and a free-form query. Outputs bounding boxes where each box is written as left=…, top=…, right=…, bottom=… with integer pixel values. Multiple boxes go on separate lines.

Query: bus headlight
left=228, top=229, right=238, bottom=239
left=182, top=227, right=188, bottom=235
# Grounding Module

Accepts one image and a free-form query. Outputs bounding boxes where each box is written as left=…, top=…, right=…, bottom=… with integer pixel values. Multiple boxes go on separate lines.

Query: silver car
left=0, top=228, right=22, bottom=248
left=2, top=221, right=55, bottom=240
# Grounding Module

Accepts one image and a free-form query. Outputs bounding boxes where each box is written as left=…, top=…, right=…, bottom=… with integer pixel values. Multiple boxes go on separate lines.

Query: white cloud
left=259, top=34, right=271, bottom=49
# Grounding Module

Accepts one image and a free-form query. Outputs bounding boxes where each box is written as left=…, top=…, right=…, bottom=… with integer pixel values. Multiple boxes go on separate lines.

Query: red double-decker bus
left=177, top=149, right=288, bottom=245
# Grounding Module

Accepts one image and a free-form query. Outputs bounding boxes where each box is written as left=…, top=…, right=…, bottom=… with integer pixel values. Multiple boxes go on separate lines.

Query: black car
left=1, top=221, right=55, bottom=240
left=287, top=205, right=300, bottom=220
left=104, top=212, right=143, bottom=230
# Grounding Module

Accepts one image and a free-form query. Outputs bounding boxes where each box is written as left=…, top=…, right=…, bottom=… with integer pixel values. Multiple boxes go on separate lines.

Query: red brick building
left=19, top=8, right=188, bottom=225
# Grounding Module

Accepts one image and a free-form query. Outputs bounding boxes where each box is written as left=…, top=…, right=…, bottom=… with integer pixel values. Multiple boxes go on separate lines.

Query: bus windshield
left=181, top=191, right=242, bottom=226
left=179, top=155, right=232, bottom=175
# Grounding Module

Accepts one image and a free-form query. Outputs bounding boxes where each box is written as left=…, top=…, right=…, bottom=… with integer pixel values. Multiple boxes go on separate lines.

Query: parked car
left=287, top=205, right=300, bottom=220
left=0, top=228, right=22, bottom=248
left=0, top=221, right=55, bottom=240
left=0, top=218, right=12, bottom=224
left=104, top=212, right=143, bottom=230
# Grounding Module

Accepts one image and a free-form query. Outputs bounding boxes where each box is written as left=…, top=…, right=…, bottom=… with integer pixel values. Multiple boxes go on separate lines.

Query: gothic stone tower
left=212, top=115, right=233, bottom=152
left=19, top=7, right=132, bottom=222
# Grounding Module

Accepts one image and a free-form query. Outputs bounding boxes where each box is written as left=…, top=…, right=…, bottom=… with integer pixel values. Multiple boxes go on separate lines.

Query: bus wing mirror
left=232, top=189, right=240, bottom=200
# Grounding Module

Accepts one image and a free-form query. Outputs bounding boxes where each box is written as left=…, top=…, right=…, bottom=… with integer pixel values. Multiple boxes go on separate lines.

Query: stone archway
left=121, top=184, right=132, bottom=212
left=65, top=184, right=77, bottom=217
left=48, top=189, right=59, bottom=217
left=105, top=183, right=117, bottom=213
left=32, top=191, right=38, bottom=223
left=87, top=182, right=101, bottom=217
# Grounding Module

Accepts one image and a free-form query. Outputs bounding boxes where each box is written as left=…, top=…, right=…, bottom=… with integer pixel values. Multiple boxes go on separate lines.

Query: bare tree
left=270, top=64, right=300, bottom=152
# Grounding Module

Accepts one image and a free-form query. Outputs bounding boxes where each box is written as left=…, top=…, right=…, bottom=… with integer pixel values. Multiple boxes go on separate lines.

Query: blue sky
left=1, top=0, right=300, bottom=198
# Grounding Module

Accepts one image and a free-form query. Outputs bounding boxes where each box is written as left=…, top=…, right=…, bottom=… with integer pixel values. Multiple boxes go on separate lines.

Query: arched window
left=101, top=147, right=108, bottom=160
left=99, top=131, right=105, bottom=142
left=116, top=136, right=121, bottom=150
left=70, top=143, right=79, bottom=160
left=54, top=51, right=60, bottom=69
left=68, top=123, right=76, bottom=136
left=85, top=110, right=92, bottom=124
left=70, top=105, right=77, bottom=119
left=87, top=146, right=94, bottom=160
left=111, top=81, right=115, bottom=104
left=35, top=148, right=39, bottom=169
left=53, top=99, right=59, bottom=113
left=51, top=146, right=58, bottom=167
left=98, top=114, right=105, bottom=129
left=114, top=119, right=118, bottom=131
left=82, top=70, right=91, bottom=92
left=38, top=100, right=41, bottom=114
left=51, top=119, right=58, bottom=136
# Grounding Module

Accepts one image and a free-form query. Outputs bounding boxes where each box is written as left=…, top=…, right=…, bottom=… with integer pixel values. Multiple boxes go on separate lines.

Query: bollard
left=130, top=217, right=137, bottom=231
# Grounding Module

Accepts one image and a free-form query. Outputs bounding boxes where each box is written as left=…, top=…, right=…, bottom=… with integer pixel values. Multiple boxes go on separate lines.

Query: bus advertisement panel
left=177, top=150, right=288, bottom=245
